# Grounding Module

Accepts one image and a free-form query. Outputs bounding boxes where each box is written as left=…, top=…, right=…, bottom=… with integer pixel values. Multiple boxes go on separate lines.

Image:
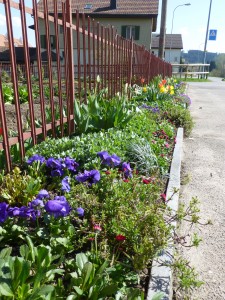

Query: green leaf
left=81, top=262, right=93, bottom=288
left=99, top=284, right=117, bottom=297
left=74, top=286, right=83, bottom=295
left=19, top=244, right=30, bottom=259
left=26, top=236, right=35, bottom=262
left=151, top=292, right=165, bottom=300
left=76, top=253, right=88, bottom=271
left=66, top=295, right=76, bottom=300
left=0, top=283, right=14, bottom=297
left=0, top=247, right=12, bottom=258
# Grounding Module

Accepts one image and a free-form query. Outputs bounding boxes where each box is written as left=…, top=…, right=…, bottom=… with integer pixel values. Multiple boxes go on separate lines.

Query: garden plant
left=0, top=76, right=201, bottom=299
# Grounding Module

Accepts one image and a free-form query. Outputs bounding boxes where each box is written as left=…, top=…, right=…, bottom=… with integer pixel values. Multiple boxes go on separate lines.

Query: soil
left=3, top=96, right=65, bottom=133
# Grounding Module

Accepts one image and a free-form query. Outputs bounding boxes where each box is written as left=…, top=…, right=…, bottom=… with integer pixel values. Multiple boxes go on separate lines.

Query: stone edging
left=146, top=127, right=183, bottom=300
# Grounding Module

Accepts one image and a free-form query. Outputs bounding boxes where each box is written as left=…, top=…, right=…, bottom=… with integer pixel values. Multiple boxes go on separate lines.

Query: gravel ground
left=178, top=77, right=225, bottom=299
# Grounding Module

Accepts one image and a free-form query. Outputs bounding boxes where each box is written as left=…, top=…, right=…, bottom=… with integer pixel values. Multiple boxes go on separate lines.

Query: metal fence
left=0, top=0, right=172, bottom=172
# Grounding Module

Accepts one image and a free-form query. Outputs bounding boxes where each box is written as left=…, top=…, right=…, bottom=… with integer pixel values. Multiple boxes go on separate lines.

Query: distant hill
left=181, top=50, right=218, bottom=64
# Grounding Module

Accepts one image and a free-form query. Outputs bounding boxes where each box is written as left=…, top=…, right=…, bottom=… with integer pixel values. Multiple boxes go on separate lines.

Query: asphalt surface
left=180, top=77, right=225, bottom=299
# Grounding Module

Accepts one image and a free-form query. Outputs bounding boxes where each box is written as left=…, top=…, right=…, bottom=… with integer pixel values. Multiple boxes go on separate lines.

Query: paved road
left=180, top=77, right=225, bottom=299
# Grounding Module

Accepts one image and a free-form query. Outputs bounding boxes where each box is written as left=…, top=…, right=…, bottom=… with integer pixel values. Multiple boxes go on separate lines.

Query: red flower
left=162, top=79, right=167, bottom=85
left=123, top=179, right=129, bottom=183
left=116, top=234, right=126, bottom=241
left=160, top=193, right=166, bottom=201
left=0, top=128, right=3, bottom=135
left=140, top=77, right=145, bottom=84
left=105, top=170, right=111, bottom=175
left=93, top=224, right=102, bottom=232
left=143, top=179, right=151, bottom=184
left=165, top=142, right=170, bottom=148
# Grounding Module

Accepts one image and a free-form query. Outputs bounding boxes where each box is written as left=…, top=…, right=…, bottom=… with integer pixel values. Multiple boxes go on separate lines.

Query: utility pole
left=203, top=0, right=213, bottom=65
left=158, top=0, right=167, bottom=59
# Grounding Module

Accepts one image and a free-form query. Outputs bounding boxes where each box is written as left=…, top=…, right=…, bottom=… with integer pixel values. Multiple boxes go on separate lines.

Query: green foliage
left=173, top=256, right=204, bottom=296
left=126, top=140, right=159, bottom=176
left=1, top=84, right=39, bottom=104
left=161, top=104, right=194, bottom=136
left=1, top=84, right=14, bottom=104
left=74, top=92, right=134, bottom=135
left=0, top=167, right=40, bottom=206
left=0, top=238, right=62, bottom=299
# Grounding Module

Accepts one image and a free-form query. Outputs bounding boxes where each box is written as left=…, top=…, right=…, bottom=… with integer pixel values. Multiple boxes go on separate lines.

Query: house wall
left=38, top=16, right=153, bottom=63
left=151, top=49, right=182, bottom=64
left=92, top=17, right=153, bottom=50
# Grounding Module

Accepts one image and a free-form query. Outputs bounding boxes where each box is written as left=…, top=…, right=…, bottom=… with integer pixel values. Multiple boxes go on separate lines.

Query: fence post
left=0, top=76, right=11, bottom=172
left=66, top=0, right=75, bottom=133
left=4, top=0, right=25, bottom=160
left=128, top=37, right=134, bottom=99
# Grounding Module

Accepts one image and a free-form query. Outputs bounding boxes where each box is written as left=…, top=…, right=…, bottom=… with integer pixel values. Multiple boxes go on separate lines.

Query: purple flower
left=44, top=196, right=71, bottom=218
left=46, top=158, right=64, bottom=177
left=51, top=168, right=64, bottom=177
left=122, top=162, right=132, bottom=178
left=77, top=207, right=84, bottom=217
left=8, top=206, right=38, bottom=220
left=54, top=195, right=67, bottom=202
left=0, top=202, right=8, bottom=223
left=64, top=157, right=79, bottom=172
left=97, top=151, right=110, bottom=161
left=30, top=199, right=44, bottom=208
left=76, top=170, right=100, bottom=186
left=36, top=189, right=49, bottom=200
left=105, top=154, right=121, bottom=167
left=61, top=176, right=70, bottom=192
left=27, top=154, right=45, bottom=165
left=97, top=151, right=121, bottom=167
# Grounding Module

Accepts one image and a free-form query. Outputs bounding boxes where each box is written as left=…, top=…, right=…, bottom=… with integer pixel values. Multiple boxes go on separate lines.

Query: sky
left=0, top=0, right=224, bottom=54
left=157, top=0, right=225, bottom=53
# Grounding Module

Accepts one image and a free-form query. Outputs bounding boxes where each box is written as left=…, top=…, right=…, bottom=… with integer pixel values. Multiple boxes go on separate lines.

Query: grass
left=179, top=77, right=210, bottom=82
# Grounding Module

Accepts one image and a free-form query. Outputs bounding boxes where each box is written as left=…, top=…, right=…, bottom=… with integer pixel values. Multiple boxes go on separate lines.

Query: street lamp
left=169, top=3, right=191, bottom=62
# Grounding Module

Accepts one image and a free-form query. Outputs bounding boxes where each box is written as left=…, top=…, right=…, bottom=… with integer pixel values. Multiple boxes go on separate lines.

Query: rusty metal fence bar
left=0, top=0, right=172, bottom=172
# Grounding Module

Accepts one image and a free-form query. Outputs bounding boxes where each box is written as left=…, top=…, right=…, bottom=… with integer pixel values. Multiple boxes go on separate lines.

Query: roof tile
left=37, top=0, right=159, bottom=15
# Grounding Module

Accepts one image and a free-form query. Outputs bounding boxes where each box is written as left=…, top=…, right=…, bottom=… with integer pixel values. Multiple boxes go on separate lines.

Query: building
left=151, top=33, right=183, bottom=63
left=36, top=0, right=159, bottom=60
left=0, top=34, right=24, bottom=52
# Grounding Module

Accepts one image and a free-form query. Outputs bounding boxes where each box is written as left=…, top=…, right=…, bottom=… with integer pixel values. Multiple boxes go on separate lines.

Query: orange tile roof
left=37, top=0, right=159, bottom=16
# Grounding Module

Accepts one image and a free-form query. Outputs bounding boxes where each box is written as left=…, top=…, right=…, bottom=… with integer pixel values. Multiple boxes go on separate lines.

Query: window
left=84, top=3, right=93, bottom=9
left=50, top=35, right=56, bottom=49
left=40, top=35, right=56, bottom=49
left=121, top=25, right=140, bottom=40
left=40, top=35, right=46, bottom=48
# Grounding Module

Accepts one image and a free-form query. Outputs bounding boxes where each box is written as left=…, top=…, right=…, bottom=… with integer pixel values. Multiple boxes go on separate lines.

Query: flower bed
left=0, top=76, right=194, bottom=299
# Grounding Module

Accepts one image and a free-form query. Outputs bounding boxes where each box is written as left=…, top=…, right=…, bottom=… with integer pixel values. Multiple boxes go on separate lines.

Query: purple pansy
left=97, top=151, right=121, bottom=167
left=44, top=196, right=71, bottom=218
left=0, top=202, right=8, bottom=223
left=77, top=207, right=84, bottom=217
left=122, top=162, right=132, bottom=178
left=46, top=158, right=64, bottom=177
left=105, top=154, right=121, bottom=167
left=27, top=154, right=45, bottom=165
left=61, top=176, right=71, bottom=192
left=8, top=206, right=39, bottom=220
left=97, top=151, right=110, bottom=161
left=30, top=199, right=44, bottom=208
left=36, top=189, right=49, bottom=200
left=76, top=169, right=100, bottom=186
left=64, top=157, right=79, bottom=172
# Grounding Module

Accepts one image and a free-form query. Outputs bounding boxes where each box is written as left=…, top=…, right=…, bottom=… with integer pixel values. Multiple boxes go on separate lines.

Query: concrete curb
left=146, top=128, right=183, bottom=300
